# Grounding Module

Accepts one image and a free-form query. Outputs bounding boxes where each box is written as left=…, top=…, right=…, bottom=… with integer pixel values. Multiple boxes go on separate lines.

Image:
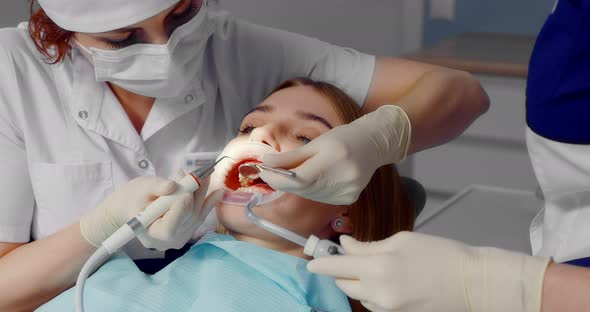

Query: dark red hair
left=28, top=1, right=74, bottom=64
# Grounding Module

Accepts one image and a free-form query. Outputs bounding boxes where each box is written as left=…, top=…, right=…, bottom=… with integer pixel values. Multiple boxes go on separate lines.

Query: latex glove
left=307, top=232, right=550, bottom=312
left=260, top=105, right=411, bottom=205
left=153, top=169, right=223, bottom=246
left=136, top=173, right=222, bottom=251
left=80, top=175, right=222, bottom=250
left=191, top=209, right=219, bottom=242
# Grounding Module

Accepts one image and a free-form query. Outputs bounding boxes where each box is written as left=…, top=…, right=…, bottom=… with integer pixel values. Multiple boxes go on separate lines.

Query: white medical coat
left=0, top=12, right=374, bottom=258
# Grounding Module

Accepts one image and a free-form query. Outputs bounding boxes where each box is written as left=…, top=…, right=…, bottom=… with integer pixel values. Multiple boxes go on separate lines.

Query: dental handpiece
left=101, top=156, right=231, bottom=254
left=244, top=193, right=345, bottom=258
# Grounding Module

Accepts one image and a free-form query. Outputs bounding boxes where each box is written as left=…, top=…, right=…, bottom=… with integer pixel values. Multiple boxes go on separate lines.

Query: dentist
left=0, top=0, right=488, bottom=310
left=308, top=1, right=590, bottom=311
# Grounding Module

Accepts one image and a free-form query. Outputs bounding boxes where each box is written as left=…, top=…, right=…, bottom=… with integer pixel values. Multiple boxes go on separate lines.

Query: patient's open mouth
left=225, top=158, right=275, bottom=194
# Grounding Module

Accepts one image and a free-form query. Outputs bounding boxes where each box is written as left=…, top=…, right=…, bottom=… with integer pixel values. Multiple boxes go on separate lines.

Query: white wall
left=0, top=1, right=30, bottom=28
left=216, top=0, right=422, bottom=57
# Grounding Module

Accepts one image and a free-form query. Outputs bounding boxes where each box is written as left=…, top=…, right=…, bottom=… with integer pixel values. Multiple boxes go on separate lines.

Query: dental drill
left=75, top=156, right=231, bottom=312
left=244, top=193, right=345, bottom=258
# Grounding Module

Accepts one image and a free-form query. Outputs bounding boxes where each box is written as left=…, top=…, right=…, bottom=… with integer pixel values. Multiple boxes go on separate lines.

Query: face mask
left=74, top=2, right=214, bottom=98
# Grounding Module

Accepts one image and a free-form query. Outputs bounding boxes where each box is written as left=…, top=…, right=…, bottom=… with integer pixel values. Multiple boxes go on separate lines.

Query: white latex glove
left=80, top=175, right=222, bottom=250
left=259, top=105, right=411, bottom=205
left=307, top=232, right=551, bottom=312
left=136, top=173, right=222, bottom=251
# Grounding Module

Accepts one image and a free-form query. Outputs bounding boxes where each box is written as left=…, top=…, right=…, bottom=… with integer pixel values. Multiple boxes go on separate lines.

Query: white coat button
left=184, top=94, right=194, bottom=104
left=138, top=159, right=149, bottom=169
left=78, top=110, right=88, bottom=120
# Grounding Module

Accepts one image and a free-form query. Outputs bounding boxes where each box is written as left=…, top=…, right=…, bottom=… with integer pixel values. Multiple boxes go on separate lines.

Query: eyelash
left=170, top=0, right=201, bottom=24
left=238, top=124, right=255, bottom=134
left=104, top=0, right=200, bottom=49
left=296, top=135, right=311, bottom=144
left=238, top=124, right=312, bottom=144
left=104, top=34, right=139, bottom=49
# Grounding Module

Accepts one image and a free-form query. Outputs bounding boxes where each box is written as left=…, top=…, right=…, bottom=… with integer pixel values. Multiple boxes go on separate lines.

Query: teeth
left=237, top=187, right=259, bottom=193
left=240, top=178, right=253, bottom=187
left=238, top=171, right=254, bottom=187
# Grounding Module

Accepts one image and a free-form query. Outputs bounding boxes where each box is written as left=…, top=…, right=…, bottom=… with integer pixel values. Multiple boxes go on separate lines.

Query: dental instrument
left=238, top=163, right=296, bottom=180
left=244, top=193, right=344, bottom=258
left=75, top=156, right=232, bottom=312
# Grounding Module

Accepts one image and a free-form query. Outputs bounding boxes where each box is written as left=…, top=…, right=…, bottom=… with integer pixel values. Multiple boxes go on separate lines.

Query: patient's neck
left=229, top=231, right=310, bottom=259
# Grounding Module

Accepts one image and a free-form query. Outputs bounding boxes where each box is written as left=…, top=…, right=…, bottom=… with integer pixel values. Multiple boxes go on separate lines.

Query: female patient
left=39, top=78, right=414, bottom=312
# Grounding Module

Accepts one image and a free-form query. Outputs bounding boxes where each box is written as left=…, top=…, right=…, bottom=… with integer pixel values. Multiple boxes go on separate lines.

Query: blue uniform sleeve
left=527, top=0, right=590, bottom=144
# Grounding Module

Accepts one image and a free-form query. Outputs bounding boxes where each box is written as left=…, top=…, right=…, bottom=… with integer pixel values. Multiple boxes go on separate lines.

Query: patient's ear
left=331, top=209, right=353, bottom=234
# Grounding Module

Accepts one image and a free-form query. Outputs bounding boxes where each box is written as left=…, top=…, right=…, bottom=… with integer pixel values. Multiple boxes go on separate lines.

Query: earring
left=333, top=218, right=344, bottom=229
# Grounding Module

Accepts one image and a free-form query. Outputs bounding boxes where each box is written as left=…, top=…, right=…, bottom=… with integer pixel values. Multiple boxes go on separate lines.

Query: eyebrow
left=295, top=111, right=333, bottom=129
left=243, top=105, right=333, bottom=129
left=243, top=105, right=274, bottom=118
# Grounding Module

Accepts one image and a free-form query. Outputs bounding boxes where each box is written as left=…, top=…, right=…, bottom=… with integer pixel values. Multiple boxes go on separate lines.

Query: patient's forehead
left=260, top=86, right=343, bottom=127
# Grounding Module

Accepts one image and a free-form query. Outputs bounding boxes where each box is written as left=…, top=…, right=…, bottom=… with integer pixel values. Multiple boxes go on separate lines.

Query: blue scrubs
left=527, top=0, right=590, bottom=144
left=565, top=258, right=590, bottom=267
left=527, top=0, right=590, bottom=263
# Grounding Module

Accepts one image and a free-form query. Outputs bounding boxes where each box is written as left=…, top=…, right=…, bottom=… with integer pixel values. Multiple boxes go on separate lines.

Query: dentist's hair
left=28, top=1, right=74, bottom=64
left=270, top=78, right=415, bottom=241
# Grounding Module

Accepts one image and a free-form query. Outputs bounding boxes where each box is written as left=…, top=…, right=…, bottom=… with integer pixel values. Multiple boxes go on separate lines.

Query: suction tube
left=244, top=193, right=308, bottom=247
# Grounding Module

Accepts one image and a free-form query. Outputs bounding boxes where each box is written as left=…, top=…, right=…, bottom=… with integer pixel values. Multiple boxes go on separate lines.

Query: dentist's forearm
left=364, top=58, right=490, bottom=155
left=541, top=262, right=590, bottom=312
left=397, top=69, right=489, bottom=154
left=0, top=223, right=96, bottom=311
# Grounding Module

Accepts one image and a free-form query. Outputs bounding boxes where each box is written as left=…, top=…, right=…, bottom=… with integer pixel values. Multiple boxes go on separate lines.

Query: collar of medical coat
left=212, top=140, right=286, bottom=206
left=38, top=0, right=184, bottom=33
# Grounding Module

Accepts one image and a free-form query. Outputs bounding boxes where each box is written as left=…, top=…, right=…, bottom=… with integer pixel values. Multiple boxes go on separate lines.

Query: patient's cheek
left=215, top=203, right=241, bottom=228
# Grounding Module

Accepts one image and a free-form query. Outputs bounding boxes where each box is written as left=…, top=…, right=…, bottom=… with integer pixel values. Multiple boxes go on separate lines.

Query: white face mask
left=74, top=2, right=214, bottom=98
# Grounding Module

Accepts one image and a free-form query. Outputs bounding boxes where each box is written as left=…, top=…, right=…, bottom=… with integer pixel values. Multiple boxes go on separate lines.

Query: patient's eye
left=297, top=135, right=311, bottom=144
left=239, top=124, right=256, bottom=135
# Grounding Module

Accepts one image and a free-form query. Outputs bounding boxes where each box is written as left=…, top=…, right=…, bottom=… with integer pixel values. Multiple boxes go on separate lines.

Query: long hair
left=269, top=78, right=414, bottom=312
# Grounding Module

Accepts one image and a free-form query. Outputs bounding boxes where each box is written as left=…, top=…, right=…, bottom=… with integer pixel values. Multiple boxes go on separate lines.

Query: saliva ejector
left=244, top=193, right=345, bottom=258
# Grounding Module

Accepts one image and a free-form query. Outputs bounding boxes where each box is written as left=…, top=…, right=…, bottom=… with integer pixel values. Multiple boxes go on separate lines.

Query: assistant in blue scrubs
left=527, top=0, right=590, bottom=267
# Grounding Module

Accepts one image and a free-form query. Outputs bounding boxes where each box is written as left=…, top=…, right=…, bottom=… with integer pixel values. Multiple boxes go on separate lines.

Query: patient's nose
left=248, top=126, right=280, bottom=151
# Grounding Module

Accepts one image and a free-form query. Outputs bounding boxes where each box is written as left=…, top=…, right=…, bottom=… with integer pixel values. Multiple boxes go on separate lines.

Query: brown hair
left=270, top=78, right=415, bottom=312
left=28, top=1, right=74, bottom=64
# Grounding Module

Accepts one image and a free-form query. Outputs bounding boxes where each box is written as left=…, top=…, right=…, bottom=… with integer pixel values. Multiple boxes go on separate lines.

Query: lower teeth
left=237, top=187, right=258, bottom=193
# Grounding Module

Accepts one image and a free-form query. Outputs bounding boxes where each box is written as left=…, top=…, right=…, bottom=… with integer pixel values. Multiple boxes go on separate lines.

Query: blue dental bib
left=38, top=232, right=350, bottom=312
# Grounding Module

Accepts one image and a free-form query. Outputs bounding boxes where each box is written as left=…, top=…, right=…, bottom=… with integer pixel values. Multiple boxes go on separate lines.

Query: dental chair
left=401, top=176, right=427, bottom=219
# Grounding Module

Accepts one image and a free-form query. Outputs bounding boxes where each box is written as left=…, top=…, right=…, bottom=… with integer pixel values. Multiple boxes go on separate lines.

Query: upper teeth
left=239, top=173, right=253, bottom=187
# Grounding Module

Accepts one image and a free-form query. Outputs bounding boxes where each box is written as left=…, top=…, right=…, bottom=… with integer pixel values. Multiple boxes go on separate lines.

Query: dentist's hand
left=80, top=175, right=222, bottom=250
left=136, top=174, right=222, bottom=251
left=307, top=232, right=550, bottom=312
left=260, top=105, right=411, bottom=205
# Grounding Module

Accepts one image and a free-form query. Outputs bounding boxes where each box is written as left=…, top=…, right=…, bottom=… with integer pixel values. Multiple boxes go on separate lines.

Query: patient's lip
left=221, top=188, right=284, bottom=206
left=215, top=141, right=276, bottom=194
